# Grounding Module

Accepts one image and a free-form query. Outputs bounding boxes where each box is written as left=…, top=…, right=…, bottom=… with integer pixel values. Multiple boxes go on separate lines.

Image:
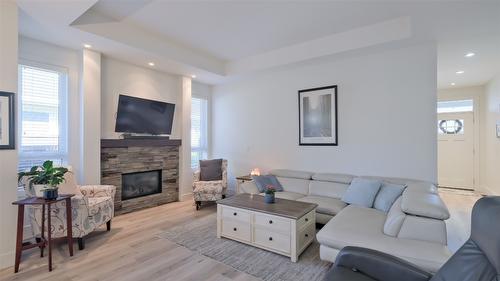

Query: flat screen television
left=115, top=94, right=175, bottom=135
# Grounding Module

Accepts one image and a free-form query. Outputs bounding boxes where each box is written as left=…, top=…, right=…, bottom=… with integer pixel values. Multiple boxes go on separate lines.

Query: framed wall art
left=298, top=85, right=337, bottom=146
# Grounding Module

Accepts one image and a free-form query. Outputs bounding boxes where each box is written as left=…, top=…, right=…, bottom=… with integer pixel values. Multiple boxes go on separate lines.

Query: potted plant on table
left=18, top=160, right=69, bottom=200
left=264, top=185, right=276, bottom=204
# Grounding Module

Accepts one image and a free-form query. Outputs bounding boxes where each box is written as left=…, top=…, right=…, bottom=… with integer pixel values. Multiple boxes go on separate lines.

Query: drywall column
left=0, top=0, right=18, bottom=269
left=80, top=49, right=101, bottom=184
left=179, top=76, right=192, bottom=200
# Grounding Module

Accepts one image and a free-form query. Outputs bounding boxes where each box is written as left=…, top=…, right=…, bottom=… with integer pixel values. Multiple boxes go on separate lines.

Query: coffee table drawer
left=222, top=219, right=251, bottom=242
left=298, top=222, right=315, bottom=251
left=297, top=210, right=314, bottom=229
left=254, top=227, right=290, bottom=254
left=254, top=213, right=290, bottom=234
left=222, top=206, right=250, bottom=223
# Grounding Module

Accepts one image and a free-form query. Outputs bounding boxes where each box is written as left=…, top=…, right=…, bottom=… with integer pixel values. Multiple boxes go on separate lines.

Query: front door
left=437, top=112, right=474, bottom=189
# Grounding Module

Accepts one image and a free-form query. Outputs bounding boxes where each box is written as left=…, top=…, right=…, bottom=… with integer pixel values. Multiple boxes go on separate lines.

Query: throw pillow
left=251, top=175, right=284, bottom=193
left=341, top=178, right=382, bottom=208
left=374, top=183, right=407, bottom=213
left=200, top=159, right=223, bottom=181
left=58, top=172, right=83, bottom=196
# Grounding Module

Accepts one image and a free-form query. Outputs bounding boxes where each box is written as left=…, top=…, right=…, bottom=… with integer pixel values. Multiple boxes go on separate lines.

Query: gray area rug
left=157, top=212, right=331, bottom=281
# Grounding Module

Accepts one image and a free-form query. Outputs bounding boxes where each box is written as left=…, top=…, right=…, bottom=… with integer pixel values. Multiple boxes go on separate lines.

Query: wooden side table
left=236, top=175, right=253, bottom=194
left=12, top=194, right=75, bottom=272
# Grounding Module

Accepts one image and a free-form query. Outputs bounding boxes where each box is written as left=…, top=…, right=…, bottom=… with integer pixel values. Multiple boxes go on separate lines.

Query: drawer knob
left=269, top=237, right=273, bottom=241
left=233, top=227, right=237, bottom=231
left=233, top=212, right=237, bottom=216
left=305, top=234, right=309, bottom=238
left=269, top=220, right=273, bottom=224
left=305, top=218, right=309, bottom=222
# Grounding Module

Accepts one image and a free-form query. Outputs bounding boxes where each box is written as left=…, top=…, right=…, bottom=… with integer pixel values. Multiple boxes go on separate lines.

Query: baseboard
left=180, top=192, right=193, bottom=202
left=0, top=250, right=14, bottom=270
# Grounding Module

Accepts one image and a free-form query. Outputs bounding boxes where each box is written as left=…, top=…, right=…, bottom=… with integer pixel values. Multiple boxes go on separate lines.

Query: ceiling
left=17, top=0, right=500, bottom=87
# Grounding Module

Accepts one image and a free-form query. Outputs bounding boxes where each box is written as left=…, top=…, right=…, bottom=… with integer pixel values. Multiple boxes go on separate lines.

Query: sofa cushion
left=309, top=180, right=349, bottom=199
left=402, top=190, right=450, bottom=220
left=373, top=183, right=406, bottom=213
left=251, top=175, right=283, bottom=192
left=297, top=195, right=347, bottom=216
left=269, top=169, right=313, bottom=180
left=199, top=159, right=222, bottom=181
left=341, top=178, right=382, bottom=208
left=317, top=205, right=451, bottom=273
left=383, top=196, right=406, bottom=236
left=312, top=173, right=354, bottom=184
left=260, top=191, right=305, bottom=201
left=275, top=177, right=310, bottom=194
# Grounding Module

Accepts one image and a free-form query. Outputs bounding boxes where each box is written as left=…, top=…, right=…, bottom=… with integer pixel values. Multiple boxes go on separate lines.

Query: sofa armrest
left=80, top=185, right=116, bottom=200
left=402, top=190, right=450, bottom=220
left=332, top=247, right=432, bottom=281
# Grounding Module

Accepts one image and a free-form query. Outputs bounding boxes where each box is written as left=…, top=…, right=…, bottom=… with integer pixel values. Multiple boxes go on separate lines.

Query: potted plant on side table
left=264, top=185, right=276, bottom=204
left=18, top=160, right=69, bottom=200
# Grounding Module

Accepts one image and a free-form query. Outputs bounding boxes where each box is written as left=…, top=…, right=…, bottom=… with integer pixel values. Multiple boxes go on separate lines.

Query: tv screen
left=115, top=95, right=175, bottom=135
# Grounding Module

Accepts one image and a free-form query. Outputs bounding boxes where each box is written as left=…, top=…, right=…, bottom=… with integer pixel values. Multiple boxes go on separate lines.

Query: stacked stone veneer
left=101, top=143, right=180, bottom=215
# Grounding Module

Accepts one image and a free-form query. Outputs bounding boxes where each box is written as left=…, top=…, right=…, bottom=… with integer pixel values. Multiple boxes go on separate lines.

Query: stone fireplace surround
left=101, top=138, right=181, bottom=215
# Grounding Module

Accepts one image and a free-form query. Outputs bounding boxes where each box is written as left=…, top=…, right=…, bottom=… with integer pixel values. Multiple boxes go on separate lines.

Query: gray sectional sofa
left=238, top=169, right=451, bottom=273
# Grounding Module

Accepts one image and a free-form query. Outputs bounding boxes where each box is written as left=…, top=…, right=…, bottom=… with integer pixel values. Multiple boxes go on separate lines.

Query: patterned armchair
left=193, top=159, right=228, bottom=210
left=22, top=172, right=115, bottom=250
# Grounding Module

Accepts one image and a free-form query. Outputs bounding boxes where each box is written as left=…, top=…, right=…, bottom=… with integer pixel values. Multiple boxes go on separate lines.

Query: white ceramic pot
left=33, top=184, right=47, bottom=198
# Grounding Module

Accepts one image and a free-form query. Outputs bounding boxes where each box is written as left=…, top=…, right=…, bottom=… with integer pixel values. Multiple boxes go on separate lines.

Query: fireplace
left=121, top=170, right=162, bottom=200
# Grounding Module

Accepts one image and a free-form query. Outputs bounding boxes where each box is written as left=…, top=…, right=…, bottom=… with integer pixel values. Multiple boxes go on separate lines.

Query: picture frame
left=298, top=85, right=338, bottom=146
left=496, top=121, right=500, bottom=138
left=0, top=91, right=15, bottom=150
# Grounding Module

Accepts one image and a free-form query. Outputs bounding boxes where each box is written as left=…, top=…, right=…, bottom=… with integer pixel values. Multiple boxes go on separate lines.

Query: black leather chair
left=324, top=196, right=500, bottom=281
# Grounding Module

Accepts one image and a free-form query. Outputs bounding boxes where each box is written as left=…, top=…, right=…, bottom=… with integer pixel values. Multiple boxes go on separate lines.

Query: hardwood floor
left=0, top=190, right=481, bottom=281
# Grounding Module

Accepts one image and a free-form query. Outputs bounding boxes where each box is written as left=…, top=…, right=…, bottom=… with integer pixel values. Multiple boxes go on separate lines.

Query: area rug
left=157, top=213, right=331, bottom=281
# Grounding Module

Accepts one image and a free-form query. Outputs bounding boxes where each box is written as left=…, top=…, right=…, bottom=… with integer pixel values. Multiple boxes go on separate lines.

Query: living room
left=0, top=1, right=499, bottom=281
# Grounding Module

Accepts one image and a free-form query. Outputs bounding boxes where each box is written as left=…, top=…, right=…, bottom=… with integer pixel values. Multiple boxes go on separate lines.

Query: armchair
left=23, top=172, right=116, bottom=250
left=324, top=196, right=500, bottom=281
left=193, top=159, right=228, bottom=210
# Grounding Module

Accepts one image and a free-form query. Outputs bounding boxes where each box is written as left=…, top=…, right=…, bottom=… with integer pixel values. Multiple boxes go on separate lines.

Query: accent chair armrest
left=80, top=185, right=116, bottom=200
left=193, top=170, right=201, bottom=183
left=332, top=247, right=432, bottom=281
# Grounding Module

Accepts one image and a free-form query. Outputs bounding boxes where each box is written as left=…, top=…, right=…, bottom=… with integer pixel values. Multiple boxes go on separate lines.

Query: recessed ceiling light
left=83, top=44, right=92, bottom=48
left=456, top=70, right=465, bottom=74
left=465, top=52, right=475, bottom=58
left=148, top=62, right=155, bottom=66
left=191, top=75, right=196, bottom=78
left=451, top=83, right=456, bottom=86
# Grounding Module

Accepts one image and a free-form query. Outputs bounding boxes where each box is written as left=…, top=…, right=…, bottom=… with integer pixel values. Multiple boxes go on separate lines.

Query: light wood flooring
left=0, top=190, right=482, bottom=281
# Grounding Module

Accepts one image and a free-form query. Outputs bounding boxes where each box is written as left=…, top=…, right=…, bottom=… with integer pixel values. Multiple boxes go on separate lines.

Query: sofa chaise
left=238, top=169, right=451, bottom=273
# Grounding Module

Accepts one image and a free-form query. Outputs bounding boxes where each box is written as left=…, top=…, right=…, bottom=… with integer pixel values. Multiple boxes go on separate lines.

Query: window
left=438, top=119, right=464, bottom=135
left=18, top=64, right=68, bottom=171
left=437, top=99, right=473, bottom=113
left=191, top=96, right=208, bottom=169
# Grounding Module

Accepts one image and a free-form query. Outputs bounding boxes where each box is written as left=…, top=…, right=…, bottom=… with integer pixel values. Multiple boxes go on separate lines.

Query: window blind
left=18, top=64, right=68, bottom=171
left=191, top=96, right=208, bottom=169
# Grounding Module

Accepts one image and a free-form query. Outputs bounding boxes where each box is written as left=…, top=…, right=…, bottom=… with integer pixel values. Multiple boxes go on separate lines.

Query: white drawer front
left=254, top=213, right=290, bottom=234
left=297, top=210, right=315, bottom=229
left=298, top=223, right=315, bottom=251
left=222, top=206, right=251, bottom=223
left=222, top=219, right=251, bottom=242
left=254, top=227, right=291, bottom=254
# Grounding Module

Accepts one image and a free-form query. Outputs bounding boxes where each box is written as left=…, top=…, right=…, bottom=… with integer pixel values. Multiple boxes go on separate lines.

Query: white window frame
left=191, top=94, right=210, bottom=170
left=18, top=60, right=69, bottom=169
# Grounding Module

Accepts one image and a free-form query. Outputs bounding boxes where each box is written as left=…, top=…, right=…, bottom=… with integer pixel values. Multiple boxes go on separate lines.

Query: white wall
left=18, top=36, right=82, bottom=179
left=101, top=56, right=182, bottom=139
left=0, top=0, right=18, bottom=269
left=80, top=49, right=101, bottom=184
left=482, top=73, right=500, bottom=195
left=212, top=43, right=437, bottom=190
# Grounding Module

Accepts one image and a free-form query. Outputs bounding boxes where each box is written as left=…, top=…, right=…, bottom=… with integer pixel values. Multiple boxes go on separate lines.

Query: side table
left=12, top=194, right=75, bottom=272
left=236, top=175, right=253, bottom=194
